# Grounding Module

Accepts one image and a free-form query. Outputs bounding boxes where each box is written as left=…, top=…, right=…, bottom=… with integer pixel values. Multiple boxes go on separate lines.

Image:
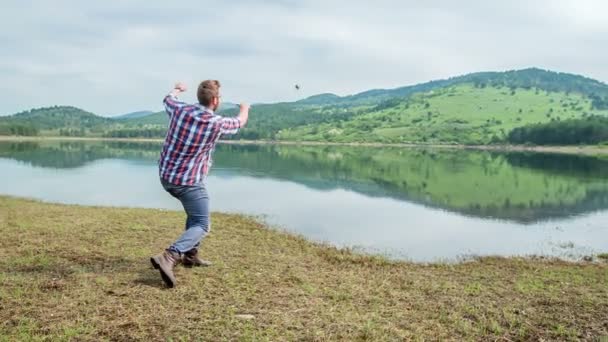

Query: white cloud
left=0, top=0, right=606, bottom=115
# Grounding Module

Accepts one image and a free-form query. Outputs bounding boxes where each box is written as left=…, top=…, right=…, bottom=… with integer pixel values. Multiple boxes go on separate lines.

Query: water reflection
left=2, top=140, right=607, bottom=223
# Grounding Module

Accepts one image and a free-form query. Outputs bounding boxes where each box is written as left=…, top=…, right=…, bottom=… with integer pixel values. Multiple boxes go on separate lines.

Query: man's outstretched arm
left=163, top=82, right=188, bottom=117
left=220, top=103, right=250, bottom=135
left=237, top=103, right=250, bottom=127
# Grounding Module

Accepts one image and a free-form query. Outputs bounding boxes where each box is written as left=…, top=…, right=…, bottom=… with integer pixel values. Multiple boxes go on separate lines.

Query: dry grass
left=1, top=196, right=607, bottom=341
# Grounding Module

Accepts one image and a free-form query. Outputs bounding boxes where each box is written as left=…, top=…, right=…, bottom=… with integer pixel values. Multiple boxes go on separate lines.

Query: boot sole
left=183, top=262, right=212, bottom=268
left=150, top=256, right=175, bottom=288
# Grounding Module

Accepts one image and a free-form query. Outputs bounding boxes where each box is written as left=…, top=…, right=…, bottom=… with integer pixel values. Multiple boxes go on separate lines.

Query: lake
left=1, top=140, right=607, bottom=262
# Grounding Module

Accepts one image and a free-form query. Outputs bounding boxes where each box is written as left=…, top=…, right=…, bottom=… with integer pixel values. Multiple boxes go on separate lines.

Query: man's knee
left=188, top=214, right=210, bottom=232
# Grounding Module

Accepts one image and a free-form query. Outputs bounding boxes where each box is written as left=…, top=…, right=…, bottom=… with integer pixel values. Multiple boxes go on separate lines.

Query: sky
left=1, top=0, right=607, bottom=116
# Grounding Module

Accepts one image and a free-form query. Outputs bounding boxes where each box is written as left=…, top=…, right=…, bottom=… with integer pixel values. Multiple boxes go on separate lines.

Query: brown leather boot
left=150, top=250, right=181, bottom=288
left=183, top=249, right=212, bottom=267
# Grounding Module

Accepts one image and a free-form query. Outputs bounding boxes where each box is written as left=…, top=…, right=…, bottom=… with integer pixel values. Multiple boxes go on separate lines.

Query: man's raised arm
left=237, top=103, right=250, bottom=127
left=163, top=82, right=188, bottom=117
left=219, top=103, right=250, bottom=135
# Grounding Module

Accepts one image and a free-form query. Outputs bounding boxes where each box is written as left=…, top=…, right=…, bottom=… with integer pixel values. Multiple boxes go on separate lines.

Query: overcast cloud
left=1, top=0, right=606, bottom=115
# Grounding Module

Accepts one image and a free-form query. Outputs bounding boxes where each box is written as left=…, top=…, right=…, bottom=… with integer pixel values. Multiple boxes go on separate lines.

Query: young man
left=151, top=80, right=250, bottom=288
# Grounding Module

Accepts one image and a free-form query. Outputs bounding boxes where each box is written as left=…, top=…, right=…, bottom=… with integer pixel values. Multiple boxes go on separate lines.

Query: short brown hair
left=197, top=80, right=221, bottom=106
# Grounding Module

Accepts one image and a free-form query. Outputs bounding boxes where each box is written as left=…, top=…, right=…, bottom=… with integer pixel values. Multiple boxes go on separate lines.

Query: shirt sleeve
left=218, top=116, right=242, bottom=135
left=163, top=94, right=187, bottom=117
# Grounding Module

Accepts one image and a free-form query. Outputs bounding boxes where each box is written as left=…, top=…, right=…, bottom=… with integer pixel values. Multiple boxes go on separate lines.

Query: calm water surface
left=1, top=140, right=607, bottom=261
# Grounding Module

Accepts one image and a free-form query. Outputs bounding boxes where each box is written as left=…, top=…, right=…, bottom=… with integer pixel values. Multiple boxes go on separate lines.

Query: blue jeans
left=161, top=178, right=210, bottom=254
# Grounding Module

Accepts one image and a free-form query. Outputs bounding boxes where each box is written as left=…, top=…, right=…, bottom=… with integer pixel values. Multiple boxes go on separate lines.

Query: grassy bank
left=1, top=135, right=608, bottom=156
left=0, top=197, right=607, bottom=340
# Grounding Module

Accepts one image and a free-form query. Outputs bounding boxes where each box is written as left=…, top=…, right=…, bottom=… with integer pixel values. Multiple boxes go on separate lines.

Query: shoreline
left=0, top=135, right=607, bottom=156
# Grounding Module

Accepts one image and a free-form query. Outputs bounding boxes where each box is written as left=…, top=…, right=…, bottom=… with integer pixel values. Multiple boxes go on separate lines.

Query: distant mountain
left=223, top=68, right=608, bottom=143
left=0, top=106, right=111, bottom=130
left=2, top=68, right=608, bottom=144
left=280, top=82, right=608, bottom=144
left=295, top=67, right=608, bottom=107
left=296, top=93, right=341, bottom=105
left=122, top=111, right=167, bottom=125
left=114, top=111, right=155, bottom=120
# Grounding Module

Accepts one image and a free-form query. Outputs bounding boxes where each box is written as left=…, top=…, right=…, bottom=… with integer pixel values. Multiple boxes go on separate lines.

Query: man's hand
left=239, top=103, right=250, bottom=113
left=169, top=82, right=187, bottom=98
left=174, top=82, right=188, bottom=92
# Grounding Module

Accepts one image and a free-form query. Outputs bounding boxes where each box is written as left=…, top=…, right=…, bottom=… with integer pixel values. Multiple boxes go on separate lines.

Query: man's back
left=159, top=94, right=240, bottom=185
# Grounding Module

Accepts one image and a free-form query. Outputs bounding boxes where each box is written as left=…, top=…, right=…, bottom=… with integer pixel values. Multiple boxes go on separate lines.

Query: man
left=151, top=80, right=249, bottom=288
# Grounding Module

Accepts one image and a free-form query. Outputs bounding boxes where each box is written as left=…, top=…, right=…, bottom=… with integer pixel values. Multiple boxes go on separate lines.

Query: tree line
left=508, top=115, right=608, bottom=145
left=0, top=124, right=39, bottom=136
left=103, top=128, right=167, bottom=138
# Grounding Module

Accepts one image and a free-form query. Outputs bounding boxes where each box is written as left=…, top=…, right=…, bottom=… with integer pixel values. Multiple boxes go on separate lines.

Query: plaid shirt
left=159, top=94, right=241, bottom=185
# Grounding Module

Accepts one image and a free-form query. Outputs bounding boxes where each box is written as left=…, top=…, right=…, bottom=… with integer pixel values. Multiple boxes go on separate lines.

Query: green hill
left=1, top=106, right=110, bottom=130
left=293, top=67, right=608, bottom=107
left=2, top=68, right=608, bottom=144
left=122, top=111, right=167, bottom=126
left=221, top=68, right=608, bottom=144
left=279, top=84, right=608, bottom=144
left=0, top=106, right=114, bottom=136
left=114, top=110, right=155, bottom=120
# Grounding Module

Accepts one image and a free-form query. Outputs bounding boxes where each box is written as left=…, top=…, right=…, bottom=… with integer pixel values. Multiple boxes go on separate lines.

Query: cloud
left=0, top=0, right=606, bottom=115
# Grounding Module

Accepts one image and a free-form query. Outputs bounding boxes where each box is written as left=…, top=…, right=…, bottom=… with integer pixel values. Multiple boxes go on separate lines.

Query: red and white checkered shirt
left=159, top=94, right=241, bottom=185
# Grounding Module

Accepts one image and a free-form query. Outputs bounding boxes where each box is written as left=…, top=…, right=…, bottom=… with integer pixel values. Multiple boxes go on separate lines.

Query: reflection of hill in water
left=0, top=141, right=161, bottom=168
left=505, top=153, right=608, bottom=178
left=1, top=141, right=607, bottom=223
left=213, top=145, right=608, bottom=223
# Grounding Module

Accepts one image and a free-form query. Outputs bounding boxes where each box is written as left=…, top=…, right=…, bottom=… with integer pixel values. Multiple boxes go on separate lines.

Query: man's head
left=197, top=80, right=221, bottom=111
